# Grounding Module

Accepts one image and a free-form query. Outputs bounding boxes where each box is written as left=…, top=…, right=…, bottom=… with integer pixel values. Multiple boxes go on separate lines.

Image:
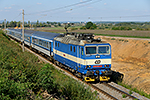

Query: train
left=6, top=28, right=112, bottom=82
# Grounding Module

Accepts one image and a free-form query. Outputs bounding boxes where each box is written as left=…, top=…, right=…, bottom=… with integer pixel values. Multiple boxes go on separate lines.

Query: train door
left=77, top=46, right=81, bottom=67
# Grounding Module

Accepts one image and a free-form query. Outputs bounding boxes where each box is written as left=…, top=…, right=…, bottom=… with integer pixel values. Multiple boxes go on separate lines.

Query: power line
left=26, top=0, right=92, bottom=15
left=12, top=13, right=21, bottom=20
left=25, top=0, right=103, bottom=21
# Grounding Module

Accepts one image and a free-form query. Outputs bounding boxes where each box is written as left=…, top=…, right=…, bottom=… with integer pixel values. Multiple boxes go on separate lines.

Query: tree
left=17, top=21, right=21, bottom=27
left=9, top=21, right=17, bottom=27
left=40, top=22, right=43, bottom=27
left=36, top=20, right=39, bottom=27
left=58, top=22, right=61, bottom=26
left=93, top=24, right=97, bottom=29
left=85, top=21, right=93, bottom=29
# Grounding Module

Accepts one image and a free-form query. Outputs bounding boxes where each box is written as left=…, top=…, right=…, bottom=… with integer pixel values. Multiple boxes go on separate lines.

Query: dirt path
left=96, top=36, right=150, bottom=94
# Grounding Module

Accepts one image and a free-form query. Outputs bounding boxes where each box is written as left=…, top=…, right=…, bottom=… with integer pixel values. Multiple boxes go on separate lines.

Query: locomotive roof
left=54, top=33, right=107, bottom=46
left=32, top=31, right=61, bottom=40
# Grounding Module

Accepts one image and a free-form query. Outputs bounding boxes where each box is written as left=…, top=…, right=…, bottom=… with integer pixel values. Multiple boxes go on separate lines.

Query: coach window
left=47, top=42, right=49, bottom=48
left=39, top=39, right=42, bottom=45
left=74, top=47, right=75, bottom=52
left=43, top=41, right=47, bottom=47
left=36, top=39, right=39, bottom=44
left=70, top=46, right=72, bottom=51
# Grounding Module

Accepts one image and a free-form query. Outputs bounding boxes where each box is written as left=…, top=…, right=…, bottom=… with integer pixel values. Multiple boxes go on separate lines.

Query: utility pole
left=4, top=19, right=6, bottom=30
left=4, top=19, right=6, bottom=34
left=22, top=9, right=24, bottom=52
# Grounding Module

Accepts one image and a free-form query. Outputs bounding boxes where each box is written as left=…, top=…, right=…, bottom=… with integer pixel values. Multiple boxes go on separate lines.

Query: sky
left=0, top=0, right=150, bottom=22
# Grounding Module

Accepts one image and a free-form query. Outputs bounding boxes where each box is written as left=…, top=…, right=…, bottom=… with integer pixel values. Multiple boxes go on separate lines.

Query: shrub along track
left=8, top=34, right=145, bottom=100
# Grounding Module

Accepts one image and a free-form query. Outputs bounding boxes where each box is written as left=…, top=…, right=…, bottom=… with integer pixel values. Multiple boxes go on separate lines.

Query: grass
left=122, top=94, right=126, bottom=98
left=35, top=27, right=150, bottom=39
left=0, top=30, right=99, bottom=100
left=94, top=33, right=150, bottom=39
left=117, top=81, right=150, bottom=99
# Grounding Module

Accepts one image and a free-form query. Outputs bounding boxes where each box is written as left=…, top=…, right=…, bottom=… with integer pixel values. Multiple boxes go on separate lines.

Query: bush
left=112, top=26, right=132, bottom=30
left=71, top=27, right=78, bottom=30
left=80, top=26, right=86, bottom=30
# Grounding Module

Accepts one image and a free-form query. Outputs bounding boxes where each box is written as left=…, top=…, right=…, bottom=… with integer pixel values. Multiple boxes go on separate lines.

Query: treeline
left=1, top=20, right=150, bottom=31
left=76, top=21, right=150, bottom=31
left=112, top=26, right=132, bottom=30
left=0, top=20, right=61, bottom=28
left=103, top=22, right=150, bottom=31
left=0, top=30, right=98, bottom=100
left=80, top=21, right=97, bottom=30
left=112, top=22, right=150, bottom=30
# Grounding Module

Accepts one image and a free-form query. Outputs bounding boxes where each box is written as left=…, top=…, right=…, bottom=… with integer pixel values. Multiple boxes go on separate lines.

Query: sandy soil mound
left=96, top=36, right=150, bottom=94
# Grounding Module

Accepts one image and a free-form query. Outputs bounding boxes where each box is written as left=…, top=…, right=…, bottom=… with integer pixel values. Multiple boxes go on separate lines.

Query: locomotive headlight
left=104, top=65, right=106, bottom=67
left=89, top=65, right=91, bottom=68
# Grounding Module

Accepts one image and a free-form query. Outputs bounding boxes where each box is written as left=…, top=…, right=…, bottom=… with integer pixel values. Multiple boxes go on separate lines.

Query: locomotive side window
left=98, top=46, right=110, bottom=54
left=55, top=42, right=57, bottom=47
left=70, top=46, right=72, bottom=51
left=86, top=47, right=96, bottom=54
left=74, top=47, right=75, bottom=52
left=58, top=43, right=59, bottom=47
left=81, top=48, right=83, bottom=55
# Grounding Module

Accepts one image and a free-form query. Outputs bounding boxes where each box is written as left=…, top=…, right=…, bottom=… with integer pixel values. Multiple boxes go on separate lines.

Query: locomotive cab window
left=85, top=47, right=96, bottom=54
left=98, top=46, right=110, bottom=54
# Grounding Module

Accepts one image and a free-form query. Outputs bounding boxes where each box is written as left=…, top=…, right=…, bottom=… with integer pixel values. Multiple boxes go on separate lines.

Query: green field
left=0, top=30, right=98, bottom=100
left=36, top=27, right=150, bottom=39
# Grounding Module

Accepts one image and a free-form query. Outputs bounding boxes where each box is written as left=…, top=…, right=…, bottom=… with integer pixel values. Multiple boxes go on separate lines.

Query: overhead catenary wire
left=11, top=0, right=150, bottom=22
left=12, top=13, right=21, bottom=21
left=24, top=0, right=103, bottom=22
left=26, top=0, right=93, bottom=15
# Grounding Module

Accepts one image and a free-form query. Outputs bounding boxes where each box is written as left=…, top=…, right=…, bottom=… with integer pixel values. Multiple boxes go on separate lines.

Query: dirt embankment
left=97, top=36, right=150, bottom=94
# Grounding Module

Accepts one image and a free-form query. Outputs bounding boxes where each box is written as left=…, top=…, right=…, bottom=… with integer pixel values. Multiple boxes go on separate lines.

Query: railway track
left=23, top=46, right=142, bottom=100
left=92, top=82, right=138, bottom=100
left=9, top=36, right=148, bottom=100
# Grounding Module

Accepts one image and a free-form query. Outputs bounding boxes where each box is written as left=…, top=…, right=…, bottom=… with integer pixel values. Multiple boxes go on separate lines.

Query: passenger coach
left=6, top=28, right=112, bottom=82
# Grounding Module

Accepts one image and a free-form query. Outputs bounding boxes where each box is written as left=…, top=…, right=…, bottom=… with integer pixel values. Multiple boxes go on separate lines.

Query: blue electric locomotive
left=53, top=33, right=112, bottom=82
left=6, top=28, right=112, bottom=82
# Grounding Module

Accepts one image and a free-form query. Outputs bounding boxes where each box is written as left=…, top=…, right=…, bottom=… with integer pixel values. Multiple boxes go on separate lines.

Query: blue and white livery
left=6, top=29, right=112, bottom=82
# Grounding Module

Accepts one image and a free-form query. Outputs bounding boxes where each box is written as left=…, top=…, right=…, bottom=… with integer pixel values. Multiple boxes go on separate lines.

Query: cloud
left=87, top=7, right=93, bottom=8
left=104, top=3, right=107, bottom=5
left=4, top=7, right=12, bottom=9
left=37, top=3, right=42, bottom=5
left=132, top=10, right=137, bottom=12
left=18, top=9, right=23, bottom=11
left=66, top=11, right=72, bottom=13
